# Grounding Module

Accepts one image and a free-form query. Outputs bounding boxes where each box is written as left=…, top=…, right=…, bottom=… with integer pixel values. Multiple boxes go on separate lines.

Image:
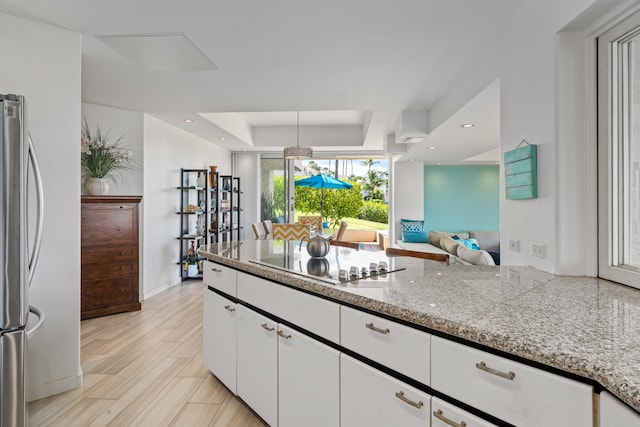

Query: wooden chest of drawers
left=81, top=196, right=142, bottom=319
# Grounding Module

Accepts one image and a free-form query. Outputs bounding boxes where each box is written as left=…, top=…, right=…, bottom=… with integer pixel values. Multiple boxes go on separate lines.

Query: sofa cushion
left=440, top=235, right=462, bottom=255
left=402, top=230, right=429, bottom=243
left=457, top=245, right=496, bottom=265
left=469, top=230, right=500, bottom=252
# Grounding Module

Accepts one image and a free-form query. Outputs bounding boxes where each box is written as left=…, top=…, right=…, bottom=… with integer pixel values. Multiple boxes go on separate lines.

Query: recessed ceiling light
left=461, top=123, right=475, bottom=128
left=410, top=158, right=416, bottom=162
left=183, top=119, right=193, bottom=123
left=427, top=146, right=437, bottom=150
left=218, top=137, right=226, bottom=141
left=436, top=162, right=442, bottom=165
left=241, top=149, right=248, bottom=152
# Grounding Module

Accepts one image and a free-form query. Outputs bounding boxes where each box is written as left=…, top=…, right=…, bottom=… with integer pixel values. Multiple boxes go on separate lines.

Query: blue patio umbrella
left=294, top=174, right=353, bottom=219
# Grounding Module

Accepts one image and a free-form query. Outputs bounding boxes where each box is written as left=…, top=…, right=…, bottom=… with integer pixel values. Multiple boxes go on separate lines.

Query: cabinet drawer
left=432, top=397, right=496, bottom=427
left=81, top=203, right=138, bottom=245
left=237, top=271, right=340, bottom=343
left=340, top=305, right=430, bottom=385
left=203, top=261, right=237, bottom=296
left=81, top=276, right=137, bottom=309
left=431, top=336, right=593, bottom=427
left=81, top=261, right=137, bottom=280
left=341, top=354, right=431, bottom=427
left=81, top=245, right=137, bottom=264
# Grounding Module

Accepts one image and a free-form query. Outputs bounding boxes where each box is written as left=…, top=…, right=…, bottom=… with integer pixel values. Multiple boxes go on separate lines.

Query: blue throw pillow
left=451, top=236, right=480, bottom=250
left=401, top=218, right=424, bottom=232
left=402, top=230, right=429, bottom=243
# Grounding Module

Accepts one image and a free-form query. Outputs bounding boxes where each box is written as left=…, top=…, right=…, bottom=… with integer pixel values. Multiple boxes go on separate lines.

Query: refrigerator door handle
left=28, top=132, right=44, bottom=287
left=26, top=305, right=45, bottom=340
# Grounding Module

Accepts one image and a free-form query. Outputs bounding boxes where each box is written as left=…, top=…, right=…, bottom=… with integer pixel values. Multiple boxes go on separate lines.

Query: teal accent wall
left=423, top=165, right=500, bottom=233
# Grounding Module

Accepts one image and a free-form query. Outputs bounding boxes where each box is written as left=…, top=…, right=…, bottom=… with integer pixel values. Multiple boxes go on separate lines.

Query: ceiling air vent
left=395, top=111, right=429, bottom=144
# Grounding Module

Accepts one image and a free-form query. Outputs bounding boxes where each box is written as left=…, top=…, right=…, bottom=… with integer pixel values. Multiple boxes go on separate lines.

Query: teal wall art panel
left=423, top=165, right=500, bottom=233
left=504, top=141, right=537, bottom=199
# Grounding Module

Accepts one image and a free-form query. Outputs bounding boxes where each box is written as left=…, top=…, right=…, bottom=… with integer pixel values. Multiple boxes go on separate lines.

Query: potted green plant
left=80, top=118, right=136, bottom=195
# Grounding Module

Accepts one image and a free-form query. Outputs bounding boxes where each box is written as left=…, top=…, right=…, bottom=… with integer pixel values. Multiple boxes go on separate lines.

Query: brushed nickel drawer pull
left=211, top=267, right=222, bottom=272
left=475, top=361, right=516, bottom=380
left=433, top=409, right=467, bottom=427
left=224, top=305, right=235, bottom=312
left=277, top=330, right=292, bottom=340
left=365, top=322, right=390, bottom=335
left=261, top=323, right=275, bottom=332
left=395, top=391, right=423, bottom=409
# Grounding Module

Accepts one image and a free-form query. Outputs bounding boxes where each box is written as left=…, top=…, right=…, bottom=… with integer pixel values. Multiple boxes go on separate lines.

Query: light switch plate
left=531, top=242, right=545, bottom=258
left=508, top=239, right=520, bottom=251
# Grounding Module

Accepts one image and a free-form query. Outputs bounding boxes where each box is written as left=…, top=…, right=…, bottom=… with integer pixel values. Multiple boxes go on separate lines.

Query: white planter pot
left=86, top=177, right=110, bottom=195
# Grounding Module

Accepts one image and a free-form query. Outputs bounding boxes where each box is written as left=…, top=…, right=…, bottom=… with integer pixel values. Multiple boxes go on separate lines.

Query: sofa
left=397, top=228, right=500, bottom=266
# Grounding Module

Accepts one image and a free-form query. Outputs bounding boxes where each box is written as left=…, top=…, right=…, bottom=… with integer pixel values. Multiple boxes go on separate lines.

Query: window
left=598, top=10, right=640, bottom=288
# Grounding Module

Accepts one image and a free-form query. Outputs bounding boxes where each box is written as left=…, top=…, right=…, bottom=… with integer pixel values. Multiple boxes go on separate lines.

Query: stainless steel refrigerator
left=0, top=94, right=45, bottom=426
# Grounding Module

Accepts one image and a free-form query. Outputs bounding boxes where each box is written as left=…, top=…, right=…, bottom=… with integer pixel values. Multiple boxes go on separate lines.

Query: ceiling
left=0, top=0, right=520, bottom=163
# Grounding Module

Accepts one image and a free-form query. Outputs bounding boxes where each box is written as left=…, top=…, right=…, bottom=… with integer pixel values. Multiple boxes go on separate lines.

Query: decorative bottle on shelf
left=209, top=166, right=217, bottom=188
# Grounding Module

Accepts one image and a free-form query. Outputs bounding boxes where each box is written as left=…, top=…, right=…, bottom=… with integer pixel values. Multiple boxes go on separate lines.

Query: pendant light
left=284, top=111, right=313, bottom=159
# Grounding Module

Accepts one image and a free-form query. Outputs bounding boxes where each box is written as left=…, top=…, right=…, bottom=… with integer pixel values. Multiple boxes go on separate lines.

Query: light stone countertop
left=198, top=240, right=640, bottom=413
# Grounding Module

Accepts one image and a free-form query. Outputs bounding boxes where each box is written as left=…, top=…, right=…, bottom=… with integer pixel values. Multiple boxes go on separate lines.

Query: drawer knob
left=365, top=322, right=390, bottom=335
left=211, top=268, right=222, bottom=273
left=277, top=330, right=292, bottom=340
left=433, top=409, right=467, bottom=427
left=261, top=323, right=275, bottom=332
left=394, top=391, right=423, bottom=409
left=224, top=305, right=236, bottom=312
left=475, top=361, right=516, bottom=380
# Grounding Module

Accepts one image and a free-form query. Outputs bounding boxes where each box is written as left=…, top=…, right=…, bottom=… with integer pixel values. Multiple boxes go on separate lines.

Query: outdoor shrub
left=358, top=200, right=388, bottom=223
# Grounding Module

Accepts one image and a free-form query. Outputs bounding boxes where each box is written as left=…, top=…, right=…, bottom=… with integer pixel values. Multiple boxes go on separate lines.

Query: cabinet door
left=432, top=397, right=497, bottom=427
left=203, top=289, right=237, bottom=394
left=236, top=305, right=278, bottom=427
left=600, top=391, right=640, bottom=426
left=278, top=325, right=340, bottom=427
left=341, top=354, right=431, bottom=427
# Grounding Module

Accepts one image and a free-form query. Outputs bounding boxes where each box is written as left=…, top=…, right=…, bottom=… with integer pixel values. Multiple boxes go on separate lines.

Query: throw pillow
left=440, top=236, right=462, bottom=255
left=401, top=218, right=424, bottom=232
left=428, top=231, right=444, bottom=248
left=451, top=236, right=480, bottom=250
left=402, top=230, right=429, bottom=243
left=457, top=245, right=496, bottom=265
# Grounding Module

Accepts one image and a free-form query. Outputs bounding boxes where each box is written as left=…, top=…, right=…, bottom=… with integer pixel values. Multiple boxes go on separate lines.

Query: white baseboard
left=143, top=281, right=179, bottom=300
left=27, top=372, right=83, bottom=402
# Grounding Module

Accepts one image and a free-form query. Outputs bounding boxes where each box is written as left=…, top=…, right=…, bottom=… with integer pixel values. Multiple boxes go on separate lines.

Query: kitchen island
left=198, top=239, right=640, bottom=425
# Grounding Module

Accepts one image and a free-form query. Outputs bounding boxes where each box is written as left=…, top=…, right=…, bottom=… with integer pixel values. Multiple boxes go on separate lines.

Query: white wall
left=394, top=0, right=612, bottom=275
left=81, top=103, right=144, bottom=196
left=391, top=159, right=424, bottom=244
left=234, top=152, right=260, bottom=241
left=143, top=115, right=230, bottom=298
left=0, top=12, right=83, bottom=400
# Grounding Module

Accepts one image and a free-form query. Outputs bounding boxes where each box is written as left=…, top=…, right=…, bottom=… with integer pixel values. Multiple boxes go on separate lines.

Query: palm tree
left=361, top=159, right=380, bottom=171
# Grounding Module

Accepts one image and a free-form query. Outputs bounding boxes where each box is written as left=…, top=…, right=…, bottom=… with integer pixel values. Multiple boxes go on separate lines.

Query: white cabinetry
left=234, top=273, right=340, bottom=427
left=340, top=305, right=430, bottom=385
left=236, top=305, right=278, bottom=426
left=237, top=271, right=340, bottom=343
left=203, top=289, right=236, bottom=394
left=341, top=354, right=431, bottom=427
left=203, top=260, right=237, bottom=296
left=431, top=336, right=593, bottom=426
left=278, top=325, right=340, bottom=427
left=600, top=391, right=640, bottom=426
left=432, top=397, right=497, bottom=427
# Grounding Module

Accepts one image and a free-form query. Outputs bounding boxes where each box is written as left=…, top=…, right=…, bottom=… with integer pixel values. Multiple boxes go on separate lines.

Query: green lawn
left=294, top=212, right=387, bottom=231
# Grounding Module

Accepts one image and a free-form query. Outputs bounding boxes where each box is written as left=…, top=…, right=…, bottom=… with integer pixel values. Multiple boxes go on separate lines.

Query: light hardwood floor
left=28, top=281, right=267, bottom=427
